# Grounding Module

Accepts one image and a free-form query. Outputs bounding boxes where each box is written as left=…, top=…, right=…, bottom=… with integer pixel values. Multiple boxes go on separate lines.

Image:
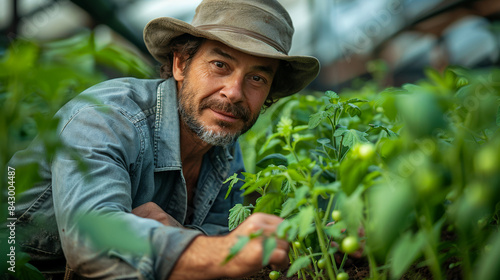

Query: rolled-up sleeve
left=52, top=105, right=201, bottom=279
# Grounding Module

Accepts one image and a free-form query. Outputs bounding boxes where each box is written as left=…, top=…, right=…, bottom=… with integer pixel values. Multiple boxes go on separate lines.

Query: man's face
left=174, top=40, right=279, bottom=146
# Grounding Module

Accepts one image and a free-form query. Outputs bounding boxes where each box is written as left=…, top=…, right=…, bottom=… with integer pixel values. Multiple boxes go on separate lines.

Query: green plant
left=225, top=66, right=500, bottom=280
left=0, top=31, right=154, bottom=279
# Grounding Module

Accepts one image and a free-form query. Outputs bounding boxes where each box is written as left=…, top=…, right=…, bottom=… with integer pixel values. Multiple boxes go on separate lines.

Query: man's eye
left=252, top=75, right=266, bottom=83
left=214, top=61, right=225, bottom=68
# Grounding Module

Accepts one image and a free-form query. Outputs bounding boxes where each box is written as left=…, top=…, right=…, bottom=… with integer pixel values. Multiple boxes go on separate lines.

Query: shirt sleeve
left=52, top=105, right=201, bottom=280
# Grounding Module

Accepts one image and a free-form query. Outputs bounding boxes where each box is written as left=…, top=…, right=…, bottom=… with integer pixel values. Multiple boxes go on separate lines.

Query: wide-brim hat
left=143, top=0, right=320, bottom=98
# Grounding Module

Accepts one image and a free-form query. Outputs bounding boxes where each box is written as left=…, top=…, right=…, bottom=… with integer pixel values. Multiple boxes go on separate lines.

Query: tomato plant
left=225, top=66, right=500, bottom=280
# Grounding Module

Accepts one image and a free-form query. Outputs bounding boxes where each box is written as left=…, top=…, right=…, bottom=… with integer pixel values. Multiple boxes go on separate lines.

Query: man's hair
left=159, top=34, right=288, bottom=108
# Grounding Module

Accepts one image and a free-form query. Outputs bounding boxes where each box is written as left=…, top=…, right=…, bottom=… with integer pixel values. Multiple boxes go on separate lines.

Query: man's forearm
left=169, top=235, right=227, bottom=280
left=169, top=213, right=290, bottom=280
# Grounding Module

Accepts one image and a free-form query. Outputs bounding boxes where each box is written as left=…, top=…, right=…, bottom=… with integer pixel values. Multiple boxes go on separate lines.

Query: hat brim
left=144, top=17, right=320, bottom=98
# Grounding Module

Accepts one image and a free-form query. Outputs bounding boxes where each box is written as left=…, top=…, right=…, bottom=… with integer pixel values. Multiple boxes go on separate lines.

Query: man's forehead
left=201, top=40, right=279, bottom=70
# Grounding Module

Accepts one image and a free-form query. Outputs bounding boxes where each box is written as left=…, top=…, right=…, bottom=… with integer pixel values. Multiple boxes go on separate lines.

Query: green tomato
left=341, top=236, right=360, bottom=254
left=293, top=241, right=302, bottom=249
left=331, top=210, right=342, bottom=221
left=414, top=166, right=440, bottom=197
left=269, top=270, right=280, bottom=280
left=337, top=272, right=349, bottom=280
left=352, top=143, right=375, bottom=160
left=475, top=146, right=498, bottom=175
left=317, top=258, right=326, bottom=269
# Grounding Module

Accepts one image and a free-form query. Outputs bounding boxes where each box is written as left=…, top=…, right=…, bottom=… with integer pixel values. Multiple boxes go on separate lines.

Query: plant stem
left=366, top=248, right=381, bottom=280
left=338, top=253, right=348, bottom=271
left=328, top=117, right=337, bottom=152
left=337, top=135, right=345, bottom=165
left=419, top=206, right=443, bottom=280
left=308, top=247, right=321, bottom=279
left=322, top=194, right=335, bottom=226
left=313, top=211, right=337, bottom=280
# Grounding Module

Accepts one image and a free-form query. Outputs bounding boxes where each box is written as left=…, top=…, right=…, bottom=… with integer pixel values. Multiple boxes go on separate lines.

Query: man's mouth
left=200, top=98, right=250, bottom=123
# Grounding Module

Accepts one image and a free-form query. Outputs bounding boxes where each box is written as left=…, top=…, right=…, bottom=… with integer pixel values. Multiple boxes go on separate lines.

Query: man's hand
left=169, top=213, right=289, bottom=280
left=132, top=202, right=184, bottom=228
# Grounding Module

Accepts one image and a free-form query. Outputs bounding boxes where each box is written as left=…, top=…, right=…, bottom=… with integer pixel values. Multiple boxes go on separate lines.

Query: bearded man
left=8, top=0, right=319, bottom=279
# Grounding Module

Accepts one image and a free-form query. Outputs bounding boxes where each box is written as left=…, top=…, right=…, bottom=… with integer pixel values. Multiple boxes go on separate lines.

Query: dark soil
left=218, top=227, right=463, bottom=279
left=217, top=252, right=462, bottom=280
left=217, top=252, right=370, bottom=280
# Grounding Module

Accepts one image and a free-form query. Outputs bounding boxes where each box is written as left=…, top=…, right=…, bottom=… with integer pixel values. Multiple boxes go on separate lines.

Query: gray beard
left=177, top=94, right=243, bottom=147
left=177, top=77, right=260, bottom=146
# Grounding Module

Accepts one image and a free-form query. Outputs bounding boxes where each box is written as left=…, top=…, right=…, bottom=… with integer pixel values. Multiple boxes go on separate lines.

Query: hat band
left=196, top=24, right=287, bottom=54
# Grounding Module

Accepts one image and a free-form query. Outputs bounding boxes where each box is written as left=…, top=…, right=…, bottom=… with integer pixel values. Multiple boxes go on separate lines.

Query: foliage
left=0, top=32, right=154, bottom=279
left=227, top=66, right=500, bottom=280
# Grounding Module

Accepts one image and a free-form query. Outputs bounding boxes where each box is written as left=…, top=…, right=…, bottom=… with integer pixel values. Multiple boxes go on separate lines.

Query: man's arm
left=170, top=213, right=289, bottom=279
left=133, top=203, right=289, bottom=279
left=53, top=106, right=202, bottom=279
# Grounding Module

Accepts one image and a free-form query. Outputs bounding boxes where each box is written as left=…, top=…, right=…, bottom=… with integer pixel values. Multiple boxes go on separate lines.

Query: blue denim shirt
left=9, top=77, right=245, bottom=279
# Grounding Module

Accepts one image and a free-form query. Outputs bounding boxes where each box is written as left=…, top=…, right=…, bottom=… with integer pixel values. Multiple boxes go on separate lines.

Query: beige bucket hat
left=143, top=0, right=320, bottom=98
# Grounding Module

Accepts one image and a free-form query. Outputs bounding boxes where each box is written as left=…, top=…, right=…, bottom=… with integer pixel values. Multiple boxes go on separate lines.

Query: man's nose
left=220, top=75, right=244, bottom=103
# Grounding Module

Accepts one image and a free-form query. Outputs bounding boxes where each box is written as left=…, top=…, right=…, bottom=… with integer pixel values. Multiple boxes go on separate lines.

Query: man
left=9, top=0, right=319, bottom=279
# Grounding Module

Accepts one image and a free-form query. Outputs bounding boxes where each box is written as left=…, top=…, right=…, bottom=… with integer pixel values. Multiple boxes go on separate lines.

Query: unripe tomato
left=331, top=210, right=342, bottom=221
left=341, top=236, right=360, bottom=254
left=337, top=272, right=349, bottom=280
left=293, top=241, right=302, bottom=249
left=269, top=270, right=280, bottom=280
left=475, top=146, right=498, bottom=175
left=317, top=258, right=326, bottom=269
left=352, top=143, right=375, bottom=160
left=414, top=167, right=440, bottom=197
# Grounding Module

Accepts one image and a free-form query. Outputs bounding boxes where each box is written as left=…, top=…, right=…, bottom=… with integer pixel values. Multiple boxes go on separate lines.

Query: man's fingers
left=276, top=239, right=289, bottom=250
left=269, top=248, right=289, bottom=269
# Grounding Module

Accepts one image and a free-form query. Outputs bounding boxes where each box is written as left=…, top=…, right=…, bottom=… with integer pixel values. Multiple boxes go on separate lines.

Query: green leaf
left=287, top=256, right=311, bottom=277
left=308, top=111, right=327, bottom=129
left=280, top=198, right=298, bottom=218
left=223, top=236, right=250, bottom=264
left=324, top=221, right=347, bottom=239
left=256, top=153, right=288, bottom=168
left=294, top=186, right=310, bottom=203
left=341, top=129, right=369, bottom=148
left=367, top=124, right=398, bottom=139
left=389, top=231, right=425, bottom=278
left=475, top=230, right=500, bottom=280
left=224, top=173, right=241, bottom=199
left=496, top=105, right=500, bottom=127
left=325, top=90, right=340, bottom=100
left=254, top=192, right=284, bottom=214
left=78, top=212, right=151, bottom=255
left=297, top=206, right=315, bottom=238
left=340, top=190, right=364, bottom=234
left=242, top=176, right=271, bottom=196
left=228, top=204, right=252, bottom=231
left=262, top=237, right=277, bottom=266
left=345, top=98, right=368, bottom=104
left=346, top=103, right=362, bottom=117
left=287, top=169, right=307, bottom=183
left=317, top=138, right=330, bottom=145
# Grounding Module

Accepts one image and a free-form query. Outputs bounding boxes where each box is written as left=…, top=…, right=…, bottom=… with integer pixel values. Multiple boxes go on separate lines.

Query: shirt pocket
left=15, top=183, right=64, bottom=259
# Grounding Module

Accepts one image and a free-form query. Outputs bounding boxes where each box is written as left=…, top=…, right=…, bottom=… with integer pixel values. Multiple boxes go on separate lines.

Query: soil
left=217, top=251, right=462, bottom=280
left=217, top=252, right=370, bottom=280
left=217, top=228, right=463, bottom=279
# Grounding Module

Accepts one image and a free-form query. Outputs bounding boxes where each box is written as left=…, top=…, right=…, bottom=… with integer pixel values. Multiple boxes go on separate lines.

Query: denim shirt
left=9, top=77, right=245, bottom=279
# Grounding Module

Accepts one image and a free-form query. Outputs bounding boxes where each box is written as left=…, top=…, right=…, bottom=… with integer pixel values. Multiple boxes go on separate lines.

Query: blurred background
left=1, top=0, right=500, bottom=92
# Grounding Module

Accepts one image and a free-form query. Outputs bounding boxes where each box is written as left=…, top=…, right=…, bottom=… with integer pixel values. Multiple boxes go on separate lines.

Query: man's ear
left=172, top=52, right=188, bottom=82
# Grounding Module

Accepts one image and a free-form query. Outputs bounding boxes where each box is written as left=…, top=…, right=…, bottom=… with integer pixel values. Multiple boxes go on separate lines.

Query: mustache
left=200, top=98, right=250, bottom=122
